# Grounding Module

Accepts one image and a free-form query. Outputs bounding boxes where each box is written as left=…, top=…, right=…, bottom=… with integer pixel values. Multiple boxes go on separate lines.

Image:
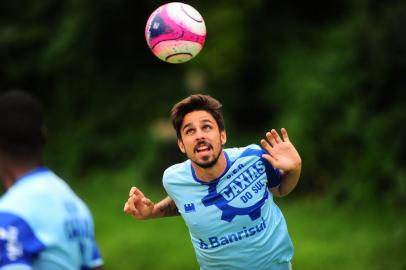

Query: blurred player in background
left=0, top=90, right=103, bottom=269
left=124, top=94, right=301, bottom=270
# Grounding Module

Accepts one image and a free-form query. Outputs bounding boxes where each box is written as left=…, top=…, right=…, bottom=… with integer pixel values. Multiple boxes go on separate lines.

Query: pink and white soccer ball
left=145, top=2, right=206, bottom=64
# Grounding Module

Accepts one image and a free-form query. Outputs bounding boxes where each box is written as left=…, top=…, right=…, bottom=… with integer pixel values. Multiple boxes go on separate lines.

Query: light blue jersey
left=0, top=168, right=103, bottom=270
left=163, top=144, right=293, bottom=270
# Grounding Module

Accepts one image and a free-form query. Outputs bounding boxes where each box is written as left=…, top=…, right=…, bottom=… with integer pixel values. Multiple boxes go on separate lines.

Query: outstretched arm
left=123, top=187, right=179, bottom=220
left=260, top=128, right=302, bottom=197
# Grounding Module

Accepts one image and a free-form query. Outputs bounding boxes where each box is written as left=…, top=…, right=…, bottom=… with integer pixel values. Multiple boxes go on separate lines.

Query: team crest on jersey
left=202, top=159, right=268, bottom=222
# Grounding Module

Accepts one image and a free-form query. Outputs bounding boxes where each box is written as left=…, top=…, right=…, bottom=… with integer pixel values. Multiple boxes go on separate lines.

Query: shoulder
left=0, top=212, right=45, bottom=266
left=0, top=209, right=36, bottom=234
left=0, top=184, right=36, bottom=218
left=0, top=172, right=60, bottom=216
left=0, top=171, right=93, bottom=233
left=162, top=160, right=191, bottom=185
left=225, top=144, right=264, bottom=161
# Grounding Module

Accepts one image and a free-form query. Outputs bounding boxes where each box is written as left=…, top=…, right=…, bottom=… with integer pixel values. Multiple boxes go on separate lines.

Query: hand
left=124, top=187, right=154, bottom=220
left=260, top=128, right=302, bottom=172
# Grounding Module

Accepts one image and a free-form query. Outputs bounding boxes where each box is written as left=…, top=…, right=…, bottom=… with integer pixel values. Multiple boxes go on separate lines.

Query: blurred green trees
left=1, top=0, right=405, bottom=207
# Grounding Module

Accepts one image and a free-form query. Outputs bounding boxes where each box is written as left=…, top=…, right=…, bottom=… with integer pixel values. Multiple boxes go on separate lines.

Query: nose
left=194, top=128, right=205, bottom=140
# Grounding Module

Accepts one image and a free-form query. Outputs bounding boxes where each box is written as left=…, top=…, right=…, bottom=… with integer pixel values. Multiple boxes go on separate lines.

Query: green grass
left=280, top=198, right=406, bottom=270
left=91, top=197, right=198, bottom=270
left=73, top=173, right=405, bottom=270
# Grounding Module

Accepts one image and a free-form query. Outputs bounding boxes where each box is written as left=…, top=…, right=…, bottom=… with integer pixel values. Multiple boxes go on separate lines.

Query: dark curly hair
left=0, top=90, right=46, bottom=161
left=171, top=94, right=225, bottom=139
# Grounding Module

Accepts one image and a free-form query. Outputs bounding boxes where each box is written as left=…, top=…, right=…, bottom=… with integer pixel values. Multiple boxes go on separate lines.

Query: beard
left=187, top=140, right=223, bottom=169
left=192, top=148, right=223, bottom=169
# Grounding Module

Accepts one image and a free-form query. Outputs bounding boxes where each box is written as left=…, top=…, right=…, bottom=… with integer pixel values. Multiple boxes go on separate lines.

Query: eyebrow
left=201, top=119, right=214, bottom=125
left=182, top=123, right=193, bottom=131
left=182, top=119, right=214, bottom=131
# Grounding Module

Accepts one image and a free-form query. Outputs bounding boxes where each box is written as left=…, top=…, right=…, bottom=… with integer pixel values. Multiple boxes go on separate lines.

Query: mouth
left=194, top=142, right=212, bottom=154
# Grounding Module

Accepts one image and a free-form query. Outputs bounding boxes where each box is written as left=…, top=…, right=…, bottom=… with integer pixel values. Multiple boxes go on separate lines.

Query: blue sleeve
left=260, top=150, right=281, bottom=188
left=78, top=216, right=103, bottom=269
left=238, top=147, right=281, bottom=188
left=80, top=237, right=103, bottom=269
left=0, top=212, right=45, bottom=268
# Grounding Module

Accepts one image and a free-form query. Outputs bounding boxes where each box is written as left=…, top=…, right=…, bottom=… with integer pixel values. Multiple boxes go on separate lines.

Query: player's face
left=178, top=110, right=226, bottom=169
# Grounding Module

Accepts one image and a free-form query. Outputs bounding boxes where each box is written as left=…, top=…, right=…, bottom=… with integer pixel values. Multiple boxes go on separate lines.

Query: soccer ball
left=145, top=2, right=206, bottom=64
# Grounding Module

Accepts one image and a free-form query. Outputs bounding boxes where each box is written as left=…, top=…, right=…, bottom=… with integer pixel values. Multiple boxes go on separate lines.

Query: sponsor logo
left=198, top=218, right=267, bottom=249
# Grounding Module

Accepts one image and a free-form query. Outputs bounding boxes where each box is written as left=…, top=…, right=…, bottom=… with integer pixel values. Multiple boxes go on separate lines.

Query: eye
left=203, top=125, right=212, bottom=131
left=185, top=128, right=195, bottom=135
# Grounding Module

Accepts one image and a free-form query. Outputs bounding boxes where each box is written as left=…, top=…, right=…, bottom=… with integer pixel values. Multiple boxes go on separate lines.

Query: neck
left=1, top=161, right=43, bottom=190
left=192, top=151, right=227, bottom=182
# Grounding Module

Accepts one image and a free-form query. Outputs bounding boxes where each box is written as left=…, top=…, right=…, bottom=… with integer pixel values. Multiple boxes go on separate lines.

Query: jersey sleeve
left=79, top=237, right=103, bottom=269
left=78, top=209, right=103, bottom=269
left=0, top=212, right=45, bottom=268
left=260, top=149, right=281, bottom=188
left=162, top=164, right=182, bottom=198
left=237, top=145, right=281, bottom=188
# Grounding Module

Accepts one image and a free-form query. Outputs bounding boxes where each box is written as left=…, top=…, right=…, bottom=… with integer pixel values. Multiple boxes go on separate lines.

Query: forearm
left=273, top=165, right=301, bottom=197
left=150, top=196, right=179, bottom=218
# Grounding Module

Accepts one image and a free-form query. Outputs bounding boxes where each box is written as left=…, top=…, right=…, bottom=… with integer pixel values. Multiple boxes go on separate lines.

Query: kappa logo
left=202, top=159, right=269, bottom=222
left=184, top=203, right=196, bottom=213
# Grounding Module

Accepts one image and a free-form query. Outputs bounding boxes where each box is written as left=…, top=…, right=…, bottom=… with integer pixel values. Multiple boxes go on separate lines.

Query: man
left=124, top=94, right=301, bottom=270
left=0, top=90, right=103, bottom=269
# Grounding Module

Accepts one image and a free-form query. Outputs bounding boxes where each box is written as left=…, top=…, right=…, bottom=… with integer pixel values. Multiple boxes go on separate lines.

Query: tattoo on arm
left=158, top=200, right=179, bottom=217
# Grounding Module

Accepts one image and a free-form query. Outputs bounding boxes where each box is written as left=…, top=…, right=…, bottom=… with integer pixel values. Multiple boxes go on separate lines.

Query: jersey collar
left=191, top=151, right=231, bottom=185
left=15, top=167, right=49, bottom=184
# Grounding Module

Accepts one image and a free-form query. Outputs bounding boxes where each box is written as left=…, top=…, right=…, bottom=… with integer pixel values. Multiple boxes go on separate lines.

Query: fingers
left=124, top=188, right=155, bottom=220
left=124, top=195, right=144, bottom=219
left=129, top=187, right=136, bottom=196
left=124, top=197, right=137, bottom=215
left=260, top=138, right=272, bottom=153
left=260, top=136, right=278, bottom=165
left=142, top=198, right=154, bottom=208
left=271, top=129, right=282, bottom=143
left=281, top=128, right=290, bottom=142
left=264, top=129, right=282, bottom=147
left=124, top=195, right=138, bottom=211
left=129, top=186, right=145, bottom=198
left=264, top=128, right=289, bottom=147
left=261, top=153, right=277, bottom=167
left=124, top=201, right=139, bottom=216
left=265, top=131, right=277, bottom=147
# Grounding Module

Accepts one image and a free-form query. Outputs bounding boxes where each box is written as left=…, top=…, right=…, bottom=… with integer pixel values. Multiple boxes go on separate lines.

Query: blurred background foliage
left=1, top=0, right=405, bottom=269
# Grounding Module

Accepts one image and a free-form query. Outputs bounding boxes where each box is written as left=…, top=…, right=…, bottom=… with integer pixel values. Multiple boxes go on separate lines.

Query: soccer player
left=124, top=94, right=301, bottom=270
left=0, top=90, right=103, bottom=269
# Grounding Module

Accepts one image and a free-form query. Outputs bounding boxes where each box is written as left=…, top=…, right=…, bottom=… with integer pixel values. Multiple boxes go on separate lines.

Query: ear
left=178, top=138, right=186, bottom=153
left=220, top=130, right=227, bottom=146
